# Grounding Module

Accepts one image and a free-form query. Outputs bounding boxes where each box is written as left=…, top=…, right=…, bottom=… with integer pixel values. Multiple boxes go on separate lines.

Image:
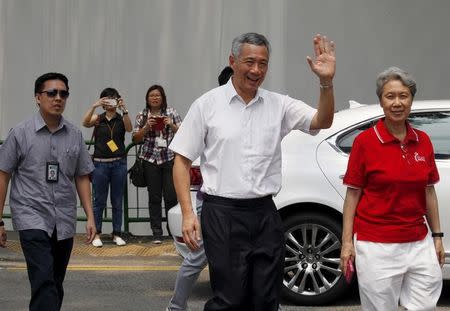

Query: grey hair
left=231, top=32, right=271, bottom=58
left=376, top=67, right=417, bottom=99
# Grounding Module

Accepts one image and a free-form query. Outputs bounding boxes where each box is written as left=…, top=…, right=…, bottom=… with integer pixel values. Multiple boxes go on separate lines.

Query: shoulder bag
left=128, top=144, right=147, bottom=187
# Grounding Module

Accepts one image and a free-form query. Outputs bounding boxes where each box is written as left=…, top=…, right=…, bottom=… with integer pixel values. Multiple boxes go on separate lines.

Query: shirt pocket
left=254, top=124, right=280, bottom=157
left=60, top=145, right=80, bottom=177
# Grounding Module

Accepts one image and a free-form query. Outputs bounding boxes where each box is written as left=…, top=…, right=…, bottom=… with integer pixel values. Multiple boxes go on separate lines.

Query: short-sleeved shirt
left=343, top=119, right=439, bottom=243
left=93, top=112, right=126, bottom=158
left=0, top=112, right=94, bottom=240
left=169, top=79, right=318, bottom=199
left=133, top=107, right=182, bottom=165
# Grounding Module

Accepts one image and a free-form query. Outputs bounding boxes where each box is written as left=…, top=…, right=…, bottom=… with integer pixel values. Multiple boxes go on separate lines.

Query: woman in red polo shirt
left=340, top=67, right=445, bottom=311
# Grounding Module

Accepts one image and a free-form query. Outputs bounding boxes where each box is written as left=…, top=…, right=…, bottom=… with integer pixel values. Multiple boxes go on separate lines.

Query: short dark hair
left=34, top=72, right=69, bottom=95
left=100, top=87, right=120, bottom=99
left=218, top=66, right=233, bottom=86
left=145, top=84, right=167, bottom=112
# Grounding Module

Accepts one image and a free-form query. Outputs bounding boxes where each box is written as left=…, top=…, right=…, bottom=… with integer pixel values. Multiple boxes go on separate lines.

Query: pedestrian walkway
left=0, top=231, right=181, bottom=271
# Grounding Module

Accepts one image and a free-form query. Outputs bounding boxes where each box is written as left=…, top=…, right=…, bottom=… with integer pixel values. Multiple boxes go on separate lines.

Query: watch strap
left=431, top=232, right=444, bottom=238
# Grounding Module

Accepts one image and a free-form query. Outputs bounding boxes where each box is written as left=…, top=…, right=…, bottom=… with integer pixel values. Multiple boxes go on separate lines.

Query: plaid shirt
left=133, top=107, right=182, bottom=165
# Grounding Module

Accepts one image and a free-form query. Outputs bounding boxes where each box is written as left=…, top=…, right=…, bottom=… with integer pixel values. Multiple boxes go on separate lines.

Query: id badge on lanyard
left=46, top=161, right=59, bottom=183
left=106, top=119, right=119, bottom=152
left=107, top=140, right=119, bottom=152
left=155, top=135, right=167, bottom=148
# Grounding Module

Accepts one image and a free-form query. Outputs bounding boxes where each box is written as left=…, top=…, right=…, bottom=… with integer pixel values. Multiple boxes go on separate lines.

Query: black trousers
left=201, top=195, right=284, bottom=311
left=143, top=159, right=178, bottom=236
left=19, top=229, right=73, bottom=311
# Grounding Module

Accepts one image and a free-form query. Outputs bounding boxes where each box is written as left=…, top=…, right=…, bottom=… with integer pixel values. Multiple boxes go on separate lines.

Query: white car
left=168, top=100, right=450, bottom=305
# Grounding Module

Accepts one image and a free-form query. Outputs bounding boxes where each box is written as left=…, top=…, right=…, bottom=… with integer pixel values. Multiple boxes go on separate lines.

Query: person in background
left=132, top=85, right=182, bottom=244
left=340, top=67, right=444, bottom=311
left=82, top=87, right=132, bottom=247
left=0, top=72, right=95, bottom=311
left=170, top=32, right=336, bottom=310
left=166, top=66, right=233, bottom=311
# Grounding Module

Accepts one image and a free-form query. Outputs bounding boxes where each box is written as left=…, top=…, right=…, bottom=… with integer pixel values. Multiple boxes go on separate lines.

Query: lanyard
left=105, top=119, right=117, bottom=140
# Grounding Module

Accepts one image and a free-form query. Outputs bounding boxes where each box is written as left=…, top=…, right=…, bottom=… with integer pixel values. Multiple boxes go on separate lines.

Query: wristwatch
left=432, top=232, right=444, bottom=238
left=122, top=109, right=129, bottom=115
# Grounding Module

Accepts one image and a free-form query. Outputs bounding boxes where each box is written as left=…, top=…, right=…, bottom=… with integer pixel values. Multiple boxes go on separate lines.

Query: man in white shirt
left=170, top=32, right=336, bottom=311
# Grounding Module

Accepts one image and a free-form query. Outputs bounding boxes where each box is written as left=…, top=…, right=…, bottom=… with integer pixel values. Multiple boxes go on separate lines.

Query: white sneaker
left=113, top=236, right=126, bottom=246
left=92, top=238, right=103, bottom=247
left=152, top=239, right=162, bottom=244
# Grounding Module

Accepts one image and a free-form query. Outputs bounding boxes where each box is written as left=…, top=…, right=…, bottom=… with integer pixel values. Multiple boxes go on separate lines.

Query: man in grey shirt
left=0, top=72, right=96, bottom=311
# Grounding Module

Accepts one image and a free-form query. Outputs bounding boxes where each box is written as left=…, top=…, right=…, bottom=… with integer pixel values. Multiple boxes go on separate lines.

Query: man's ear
left=229, top=54, right=235, bottom=68
left=35, top=94, right=40, bottom=107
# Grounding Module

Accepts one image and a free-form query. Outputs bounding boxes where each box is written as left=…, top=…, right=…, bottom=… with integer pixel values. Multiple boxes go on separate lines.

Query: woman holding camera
left=132, top=85, right=181, bottom=244
left=82, top=87, right=132, bottom=247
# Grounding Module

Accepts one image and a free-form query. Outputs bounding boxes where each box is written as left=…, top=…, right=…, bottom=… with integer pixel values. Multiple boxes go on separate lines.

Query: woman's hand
left=163, top=116, right=172, bottom=127
left=433, top=237, right=445, bottom=267
left=144, top=117, right=157, bottom=132
left=93, top=97, right=107, bottom=108
left=340, top=241, right=355, bottom=275
left=117, top=98, right=127, bottom=111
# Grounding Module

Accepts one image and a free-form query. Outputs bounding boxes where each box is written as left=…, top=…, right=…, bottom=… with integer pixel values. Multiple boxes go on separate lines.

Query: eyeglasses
left=39, top=89, right=70, bottom=99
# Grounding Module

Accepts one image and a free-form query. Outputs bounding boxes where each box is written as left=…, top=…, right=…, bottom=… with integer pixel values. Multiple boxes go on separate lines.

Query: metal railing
left=0, top=140, right=163, bottom=234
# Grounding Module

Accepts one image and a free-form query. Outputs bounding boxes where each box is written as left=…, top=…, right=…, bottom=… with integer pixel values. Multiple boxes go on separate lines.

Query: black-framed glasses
left=39, top=89, right=70, bottom=99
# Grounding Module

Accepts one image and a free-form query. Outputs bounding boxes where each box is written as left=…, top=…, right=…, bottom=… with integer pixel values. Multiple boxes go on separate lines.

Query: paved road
left=1, top=265, right=449, bottom=310
left=0, top=233, right=449, bottom=311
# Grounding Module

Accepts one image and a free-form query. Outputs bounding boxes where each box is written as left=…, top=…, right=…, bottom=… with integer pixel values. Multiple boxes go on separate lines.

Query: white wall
left=1, top=0, right=450, bottom=141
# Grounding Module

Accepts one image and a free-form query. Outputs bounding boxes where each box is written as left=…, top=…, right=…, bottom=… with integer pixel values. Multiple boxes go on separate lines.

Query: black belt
left=203, top=194, right=273, bottom=208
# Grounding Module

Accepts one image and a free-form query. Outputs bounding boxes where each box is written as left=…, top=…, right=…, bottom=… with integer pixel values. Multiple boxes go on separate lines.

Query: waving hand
left=307, top=34, right=336, bottom=83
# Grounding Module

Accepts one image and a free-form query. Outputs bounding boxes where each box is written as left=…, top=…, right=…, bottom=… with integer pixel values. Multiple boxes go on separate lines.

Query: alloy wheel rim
left=283, top=223, right=342, bottom=297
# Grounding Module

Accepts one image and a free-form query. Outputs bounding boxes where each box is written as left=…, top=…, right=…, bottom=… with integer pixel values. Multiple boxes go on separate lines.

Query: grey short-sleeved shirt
left=0, top=112, right=94, bottom=240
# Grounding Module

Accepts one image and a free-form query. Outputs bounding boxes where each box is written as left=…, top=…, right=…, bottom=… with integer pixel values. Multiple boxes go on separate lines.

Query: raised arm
left=82, top=98, right=105, bottom=128
left=117, top=98, right=132, bottom=132
left=307, top=34, right=336, bottom=130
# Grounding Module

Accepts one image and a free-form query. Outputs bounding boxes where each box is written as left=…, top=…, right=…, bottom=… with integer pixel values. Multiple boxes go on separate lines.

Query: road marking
left=4, top=265, right=183, bottom=271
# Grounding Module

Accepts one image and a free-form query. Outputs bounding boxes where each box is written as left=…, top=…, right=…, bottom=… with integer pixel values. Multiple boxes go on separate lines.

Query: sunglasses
left=39, top=89, right=70, bottom=99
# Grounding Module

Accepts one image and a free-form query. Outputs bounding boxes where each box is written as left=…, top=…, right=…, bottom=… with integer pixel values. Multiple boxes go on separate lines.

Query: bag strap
left=136, top=143, right=143, bottom=159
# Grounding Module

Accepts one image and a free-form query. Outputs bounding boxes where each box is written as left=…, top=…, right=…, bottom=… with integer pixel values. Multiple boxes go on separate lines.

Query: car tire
left=281, top=212, right=352, bottom=305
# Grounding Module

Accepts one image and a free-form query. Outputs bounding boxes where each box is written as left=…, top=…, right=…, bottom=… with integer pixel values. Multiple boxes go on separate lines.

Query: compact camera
left=104, top=98, right=118, bottom=107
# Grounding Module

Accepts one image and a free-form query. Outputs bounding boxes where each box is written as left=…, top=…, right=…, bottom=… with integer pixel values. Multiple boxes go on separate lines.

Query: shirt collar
left=223, top=78, right=264, bottom=106
left=34, top=111, right=67, bottom=133
left=373, top=118, right=419, bottom=144
left=102, top=112, right=121, bottom=121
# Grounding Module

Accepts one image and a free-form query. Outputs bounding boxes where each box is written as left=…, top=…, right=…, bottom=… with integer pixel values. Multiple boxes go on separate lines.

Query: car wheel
left=282, top=212, right=350, bottom=305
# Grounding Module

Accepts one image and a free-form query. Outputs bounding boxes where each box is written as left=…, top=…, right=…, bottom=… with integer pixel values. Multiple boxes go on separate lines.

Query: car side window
left=408, top=111, right=450, bottom=160
left=336, top=111, right=450, bottom=159
left=336, top=120, right=378, bottom=153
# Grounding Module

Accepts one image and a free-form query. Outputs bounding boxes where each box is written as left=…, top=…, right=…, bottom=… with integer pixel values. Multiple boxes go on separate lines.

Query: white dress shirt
left=169, top=79, right=317, bottom=199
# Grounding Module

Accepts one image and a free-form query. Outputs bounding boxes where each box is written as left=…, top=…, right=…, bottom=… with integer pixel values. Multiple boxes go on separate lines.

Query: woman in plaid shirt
left=132, top=85, right=182, bottom=243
